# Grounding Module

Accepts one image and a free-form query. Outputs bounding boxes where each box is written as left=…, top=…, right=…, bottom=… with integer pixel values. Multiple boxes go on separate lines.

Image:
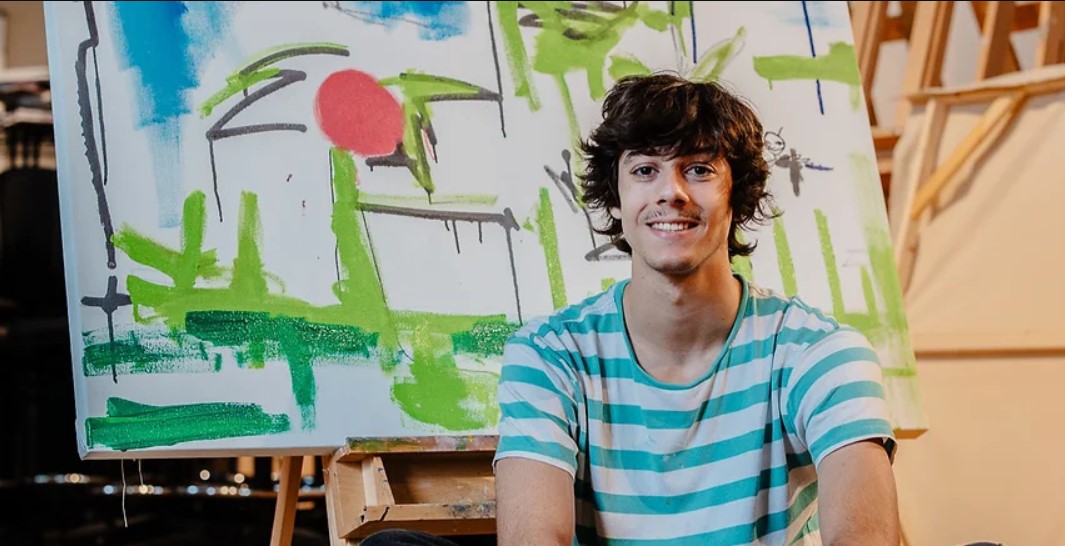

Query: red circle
left=314, top=70, right=404, bottom=157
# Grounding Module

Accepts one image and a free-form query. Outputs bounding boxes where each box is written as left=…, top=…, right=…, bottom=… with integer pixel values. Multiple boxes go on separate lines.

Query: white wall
left=0, top=1, right=47, bottom=69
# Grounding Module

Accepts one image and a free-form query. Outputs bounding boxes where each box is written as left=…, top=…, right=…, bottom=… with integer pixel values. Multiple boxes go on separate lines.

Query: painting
left=42, top=1, right=925, bottom=459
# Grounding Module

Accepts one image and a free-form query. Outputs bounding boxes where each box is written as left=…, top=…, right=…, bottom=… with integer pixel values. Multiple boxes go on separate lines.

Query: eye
left=631, top=165, right=656, bottom=177
left=686, top=164, right=714, bottom=178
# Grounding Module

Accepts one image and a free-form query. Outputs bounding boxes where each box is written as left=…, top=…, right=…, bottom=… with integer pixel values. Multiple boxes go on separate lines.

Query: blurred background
left=1, top=2, right=1063, bottom=545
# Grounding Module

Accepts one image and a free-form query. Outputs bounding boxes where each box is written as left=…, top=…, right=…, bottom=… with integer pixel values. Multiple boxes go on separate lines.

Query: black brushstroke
left=505, top=228, right=522, bottom=324
left=545, top=149, right=599, bottom=254
left=358, top=203, right=523, bottom=323
left=75, top=1, right=116, bottom=268
left=584, top=242, right=630, bottom=262
left=443, top=220, right=451, bottom=231
left=205, top=46, right=349, bottom=222
left=451, top=220, right=460, bottom=253
left=81, top=276, right=132, bottom=383
left=330, top=150, right=340, bottom=282
left=486, top=2, right=507, bottom=137
left=477, top=222, right=483, bottom=243
left=356, top=202, right=520, bottom=231
left=366, top=146, right=414, bottom=170
left=91, top=44, right=108, bottom=185
left=238, top=45, right=350, bottom=76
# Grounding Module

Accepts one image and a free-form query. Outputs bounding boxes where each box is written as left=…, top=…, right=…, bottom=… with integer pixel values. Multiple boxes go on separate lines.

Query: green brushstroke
left=496, top=1, right=686, bottom=139
left=378, top=72, right=489, bottom=101
left=535, top=188, right=567, bottom=309
left=199, top=68, right=278, bottom=117
left=732, top=230, right=754, bottom=282
left=496, top=1, right=540, bottom=110
left=199, top=42, right=349, bottom=117
left=112, top=192, right=224, bottom=292
left=187, top=310, right=377, bottom=429
left=82, top=329, right=213, bottom=376
left=232, top=193, right=268, bottom=301
left=356, top=192, right=499, bottom=207
left=392, top=331, right=499, bottom=431
left=378, top=72, right=497, bottom=196
left=849, top=153, right=910, bottom=336
left=753, top=41, right=860, bottom=92
left=105, top=147, right=518, bottom=438
left=86, top=397, right=290, bottom=451
left=451, top=320, right=520, bottom=357
left=860, top=266, right=879, bottom=323
left=601, top=277, right=617, bottom=291
left=691, top=27, right=746, bottom=82
left=328, top=148, right=399, bottom=351
left=773, top=217, right=797, bottom=297
left=814, top=209, right=845, bottom=318
left=553, top=73, right=581, bottom=146
left=607, top=54, right=652, bottom=81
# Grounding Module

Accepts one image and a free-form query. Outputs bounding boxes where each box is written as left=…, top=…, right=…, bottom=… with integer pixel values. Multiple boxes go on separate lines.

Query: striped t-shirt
left=494, top=274, right=897, bottom=546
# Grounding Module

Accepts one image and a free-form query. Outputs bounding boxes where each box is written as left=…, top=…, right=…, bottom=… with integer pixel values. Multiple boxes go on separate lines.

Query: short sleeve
left=493, top=332, right=581, bottom=478
left=783, top=327, right=897, bottom=469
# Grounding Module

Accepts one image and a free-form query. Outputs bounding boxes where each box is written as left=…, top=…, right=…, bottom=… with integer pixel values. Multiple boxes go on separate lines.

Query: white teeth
left=650, top=222, right=693, bottom=232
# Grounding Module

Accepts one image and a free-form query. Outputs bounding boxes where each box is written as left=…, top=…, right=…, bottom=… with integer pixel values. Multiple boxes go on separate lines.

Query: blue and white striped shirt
left=494, top=275, right=896, bottom=545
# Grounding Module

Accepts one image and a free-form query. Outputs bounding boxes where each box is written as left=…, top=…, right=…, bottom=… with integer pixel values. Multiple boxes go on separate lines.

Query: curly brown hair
left=577, top=72, right=775, bottom=258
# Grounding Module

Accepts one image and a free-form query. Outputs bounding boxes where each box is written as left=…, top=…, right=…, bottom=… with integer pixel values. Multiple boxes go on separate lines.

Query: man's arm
left=496, top=458, right=575, bottom=546
left=816, top=439, right=900, bottom=546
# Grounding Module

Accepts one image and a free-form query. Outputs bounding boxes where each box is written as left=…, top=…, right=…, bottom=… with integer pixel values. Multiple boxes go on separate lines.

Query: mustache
left=641, top=208, right=703, bottom=222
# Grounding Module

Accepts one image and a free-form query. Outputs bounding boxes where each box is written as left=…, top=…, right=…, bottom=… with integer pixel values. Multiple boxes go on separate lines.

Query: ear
left=608, top=206, right=621, bottom=220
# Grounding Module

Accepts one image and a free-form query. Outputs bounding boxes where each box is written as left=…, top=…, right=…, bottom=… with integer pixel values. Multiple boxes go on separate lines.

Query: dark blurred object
left=0, top=167, right=65, bottom=320
left=0, top=65, right=53, bottom=169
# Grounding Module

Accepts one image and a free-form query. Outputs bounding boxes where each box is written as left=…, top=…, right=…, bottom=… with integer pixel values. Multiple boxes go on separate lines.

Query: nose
left=657, top=169, right=691, bottom=206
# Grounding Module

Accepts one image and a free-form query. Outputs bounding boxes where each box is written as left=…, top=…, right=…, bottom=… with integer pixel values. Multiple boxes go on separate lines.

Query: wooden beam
left=896, top=2, right=954, bottom=127
left=894, top=98, right=948, bottom=295
left=852, top=1, right=890, bottom=126
left=882, top=1, right=921, bottom=41
left=884, top=1, right=1038, bottom=42
left=975, top=1, right=1018, bottom=79
left=908, top=69, right=1065, bottom=105
left=909, top=92, right=1026, bottom=220
left=270, top=456, right=305, bottom=546
left=1036, top=0, right=1065, bottom=66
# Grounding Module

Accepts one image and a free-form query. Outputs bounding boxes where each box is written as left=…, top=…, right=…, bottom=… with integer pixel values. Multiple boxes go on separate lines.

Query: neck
left=623, top=257, right=743, bottom=360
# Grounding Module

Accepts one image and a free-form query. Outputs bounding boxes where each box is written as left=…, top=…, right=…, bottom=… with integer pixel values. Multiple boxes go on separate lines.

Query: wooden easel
left=877, top=0, right=1065, bottom=296
left=848, top=1, right=1065, bottom=196
left=270, top=436, right=499, bottom=546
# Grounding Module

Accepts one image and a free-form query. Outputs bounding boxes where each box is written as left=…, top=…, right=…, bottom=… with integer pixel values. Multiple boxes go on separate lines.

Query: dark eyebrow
left=620, top=152, right=648, bottom=166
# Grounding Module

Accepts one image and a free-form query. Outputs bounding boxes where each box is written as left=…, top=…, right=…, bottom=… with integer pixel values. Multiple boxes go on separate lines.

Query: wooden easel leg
left=270, top=455, right=305, bottom=546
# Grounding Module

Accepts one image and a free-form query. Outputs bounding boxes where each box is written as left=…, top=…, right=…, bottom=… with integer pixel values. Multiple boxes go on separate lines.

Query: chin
left=644, top=255, right=701, bottom=276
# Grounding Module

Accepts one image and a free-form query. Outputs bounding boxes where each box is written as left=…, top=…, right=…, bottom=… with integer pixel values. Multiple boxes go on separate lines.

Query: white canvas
left=42, top=1, right=925, bottom=459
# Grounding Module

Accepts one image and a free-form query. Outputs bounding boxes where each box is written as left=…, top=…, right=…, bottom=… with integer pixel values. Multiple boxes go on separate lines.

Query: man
left=364, top=73, right=899, bottom=546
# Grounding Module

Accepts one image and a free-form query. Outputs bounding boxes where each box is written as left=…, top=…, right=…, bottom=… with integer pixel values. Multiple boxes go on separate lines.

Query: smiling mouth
left=648, top=221, right=698, bottom=232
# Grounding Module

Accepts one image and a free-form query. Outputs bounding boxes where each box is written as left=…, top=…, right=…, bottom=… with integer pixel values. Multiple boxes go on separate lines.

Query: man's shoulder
left=508, top=281, right=624, bottom=347
left=744, top=281, right=867, bottom=349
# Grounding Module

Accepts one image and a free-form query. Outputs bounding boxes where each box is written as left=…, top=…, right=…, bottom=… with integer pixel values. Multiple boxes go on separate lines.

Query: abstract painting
left=42, top=1, right=925, bottom=458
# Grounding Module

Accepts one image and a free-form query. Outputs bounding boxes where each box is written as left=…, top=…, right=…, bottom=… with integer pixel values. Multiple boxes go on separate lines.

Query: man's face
left=610, top=150, right=734, bottom=277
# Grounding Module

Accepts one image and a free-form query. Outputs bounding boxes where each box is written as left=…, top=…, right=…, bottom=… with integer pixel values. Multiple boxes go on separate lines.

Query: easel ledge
left=271, top=435, right=499, bottom=546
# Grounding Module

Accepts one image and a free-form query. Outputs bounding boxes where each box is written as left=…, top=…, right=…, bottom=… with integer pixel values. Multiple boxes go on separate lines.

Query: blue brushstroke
left=690, top=1, right=697, bottom=63
left=781, top=1, right=842, bottom=28
left=344, top=1, right=469, bottom=40
left=110, top=2, right=236, bottom=227
left=184, top=2, right=242, bottom=70
left=801, top=1, right=825, bottom=116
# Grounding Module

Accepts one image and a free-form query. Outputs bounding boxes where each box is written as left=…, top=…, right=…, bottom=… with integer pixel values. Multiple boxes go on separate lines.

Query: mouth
left=647, top=219, right=699, bottom=233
